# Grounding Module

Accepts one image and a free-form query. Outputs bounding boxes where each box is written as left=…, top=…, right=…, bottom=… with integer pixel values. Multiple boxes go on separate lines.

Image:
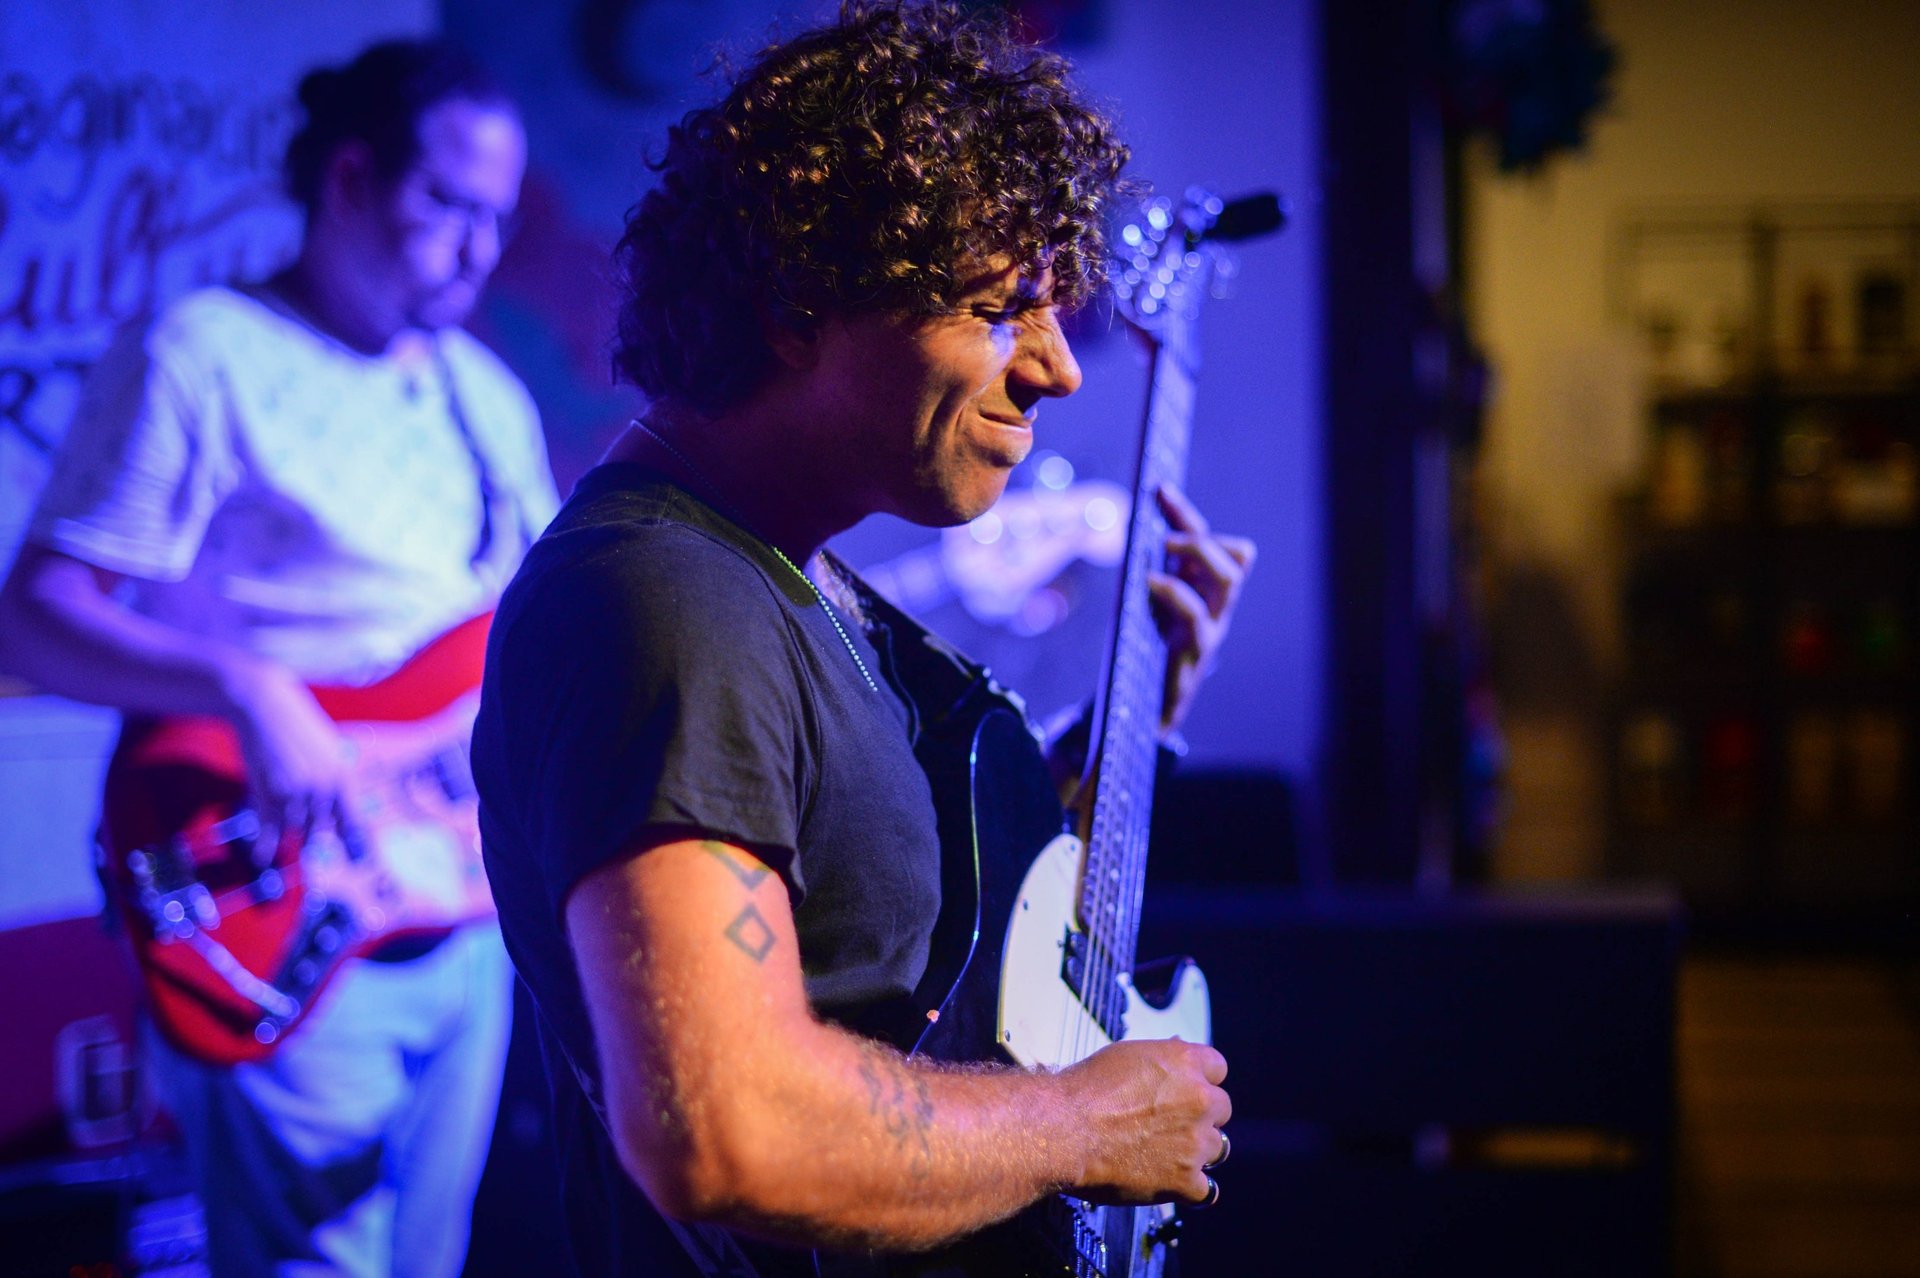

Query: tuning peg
left=1210, top=253, right=1240, bottom=301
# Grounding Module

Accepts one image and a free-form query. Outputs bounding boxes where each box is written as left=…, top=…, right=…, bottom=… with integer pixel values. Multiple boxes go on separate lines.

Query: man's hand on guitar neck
left=0, top=542, right=353, bottom=846
left=1043, top=484, right=1255, bottom=803
left=1150, top=483, right=1256, bottom=739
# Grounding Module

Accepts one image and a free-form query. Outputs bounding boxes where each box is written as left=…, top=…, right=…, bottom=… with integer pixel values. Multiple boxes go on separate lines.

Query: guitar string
left=1084, top=473, right=1151, bottom=1057
left=1089, top=378, right=1185, bottom=1054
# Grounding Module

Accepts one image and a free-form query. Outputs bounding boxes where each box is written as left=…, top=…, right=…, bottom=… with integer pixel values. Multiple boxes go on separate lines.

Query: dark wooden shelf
left=1608, top=205, right=1920, bottom=924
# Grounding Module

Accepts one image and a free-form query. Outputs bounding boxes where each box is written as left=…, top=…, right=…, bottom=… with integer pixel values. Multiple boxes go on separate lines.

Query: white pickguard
left=993, top=832, right=1209, bottom=1278
left=996, top=832, right=1211, bottom=1069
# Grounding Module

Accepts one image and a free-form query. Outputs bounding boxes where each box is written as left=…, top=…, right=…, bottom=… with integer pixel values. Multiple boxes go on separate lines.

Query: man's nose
left=1016, top=311, right=1082, bottom=399
left=459, top=215, right=502, bottom=276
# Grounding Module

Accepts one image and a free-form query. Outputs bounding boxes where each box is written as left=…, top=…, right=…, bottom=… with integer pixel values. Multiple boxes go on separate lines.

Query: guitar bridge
left=125, top=841, right=221, bottom=942
left=123, top=809, right=288, bottom=943
left=948, top=1193, right=1113, bottom=1277
left=1060, top=930, right=1128, bottom=1041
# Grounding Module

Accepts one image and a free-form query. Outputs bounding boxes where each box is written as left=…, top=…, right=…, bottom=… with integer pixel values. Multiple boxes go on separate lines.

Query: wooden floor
left=1676, top=956, right=1920, bottom=1278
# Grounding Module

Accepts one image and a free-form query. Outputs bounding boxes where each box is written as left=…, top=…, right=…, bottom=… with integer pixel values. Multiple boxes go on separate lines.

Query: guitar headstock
left=1109, top=187, right=1286, bottom=341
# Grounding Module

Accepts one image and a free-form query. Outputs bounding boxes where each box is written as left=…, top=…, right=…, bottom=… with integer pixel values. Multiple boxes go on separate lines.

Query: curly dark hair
left=284, top=39, right=513, bottom=214
left=612, top=1, right=1130, bottom=414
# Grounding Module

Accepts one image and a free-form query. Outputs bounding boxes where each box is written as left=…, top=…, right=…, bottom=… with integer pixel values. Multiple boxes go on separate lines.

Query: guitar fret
left=1075, top=216, right=1223, bottom=1026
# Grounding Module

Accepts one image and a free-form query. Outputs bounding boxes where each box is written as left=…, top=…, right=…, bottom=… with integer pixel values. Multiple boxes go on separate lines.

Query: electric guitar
left=96, top=612, right=497, bottom=1065
left=826, top=188, right=1284, bottom=1278
left=859, top=478, right=1131, bottom=634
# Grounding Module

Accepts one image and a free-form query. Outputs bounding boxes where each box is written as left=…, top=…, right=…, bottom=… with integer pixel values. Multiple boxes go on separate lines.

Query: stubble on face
left=388, top=100, right=527, bottom=333
left=900, top=263, right=1074, bottom=524
left=789, top=260, right=1078, bottom=536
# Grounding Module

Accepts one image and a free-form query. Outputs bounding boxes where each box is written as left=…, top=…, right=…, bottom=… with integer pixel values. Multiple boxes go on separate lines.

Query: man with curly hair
left=473, top=4, right=1253, bottom=1272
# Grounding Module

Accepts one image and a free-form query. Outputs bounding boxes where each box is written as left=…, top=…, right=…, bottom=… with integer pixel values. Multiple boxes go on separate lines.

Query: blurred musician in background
left=0, top=38, right=557, bottom=1278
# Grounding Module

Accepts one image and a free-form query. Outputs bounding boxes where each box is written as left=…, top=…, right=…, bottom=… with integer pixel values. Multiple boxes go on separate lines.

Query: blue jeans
left=147, top=923, right=513, bottom=1278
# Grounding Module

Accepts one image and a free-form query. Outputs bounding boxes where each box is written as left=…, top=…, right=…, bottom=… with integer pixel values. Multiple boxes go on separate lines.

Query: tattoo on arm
left=723, top=903, right=775, bottom=962
left=703, top=842, right=776, bottom=963
left=702, top=841, right=771, bottom=888
left=858, top=1048, right=935, bottom=1180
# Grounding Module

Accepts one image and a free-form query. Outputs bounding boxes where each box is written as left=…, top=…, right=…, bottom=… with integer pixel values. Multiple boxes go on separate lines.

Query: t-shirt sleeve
left=28, top=312, right=235, bottom=581
left=486, top=531, right=815, bottom=919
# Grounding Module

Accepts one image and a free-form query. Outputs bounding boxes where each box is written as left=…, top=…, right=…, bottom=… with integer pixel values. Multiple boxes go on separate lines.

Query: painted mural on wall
left=0, top=4, right=430, bottom=565
left=0, top=74, right=300, bottom=545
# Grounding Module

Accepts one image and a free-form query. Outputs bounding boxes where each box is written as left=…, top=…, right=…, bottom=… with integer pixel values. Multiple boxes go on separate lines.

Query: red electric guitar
left=97, top=613, right=496, bottom=1065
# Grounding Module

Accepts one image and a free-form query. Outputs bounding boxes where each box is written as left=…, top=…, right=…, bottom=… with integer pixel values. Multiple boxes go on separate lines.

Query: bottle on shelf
left=1797, top=277, right=1834, bottom=373
left=1846, top=709, right=1907, bottom=823
left=1620, top=710, right=1686, bottom=827
left=1781, top=598, right=1836, bottom=677
left=1775, top=409, right=1837, bottom=524
left=1786, top=711, right=1841, bottom=823
left=1855, top=270, right=1907, bottom=367
left=1703, top=406, right=1750, bottom=521
left=1856, top=595, right=1907, bottom=675
left=1701, top=712, right=1760, bottom=823
left=1829, top=401, right=1913, bottom=524
left=1651, top=422, right=1708, bottom=526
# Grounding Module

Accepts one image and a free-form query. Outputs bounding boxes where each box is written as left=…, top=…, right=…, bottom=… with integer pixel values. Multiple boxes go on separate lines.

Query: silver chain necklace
left=629, top=419, right=878, bottom=694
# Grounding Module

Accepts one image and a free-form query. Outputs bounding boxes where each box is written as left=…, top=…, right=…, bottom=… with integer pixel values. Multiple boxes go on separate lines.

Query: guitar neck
left=1077, top=335, right=1199, bottom=978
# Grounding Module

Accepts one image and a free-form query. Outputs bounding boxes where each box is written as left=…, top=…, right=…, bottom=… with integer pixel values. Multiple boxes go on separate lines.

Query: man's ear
left=759, top=306, right=821, bottom=372
left=318, top=140, right=380, bottom=220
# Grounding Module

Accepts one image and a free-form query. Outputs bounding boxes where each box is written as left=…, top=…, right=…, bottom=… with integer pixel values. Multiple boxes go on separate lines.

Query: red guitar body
left=98, top=613, right=495, bottom=1066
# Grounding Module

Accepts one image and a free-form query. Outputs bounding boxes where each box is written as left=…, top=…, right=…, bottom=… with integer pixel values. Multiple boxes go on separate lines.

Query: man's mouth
left=977, top=411, right=1035, bottom=463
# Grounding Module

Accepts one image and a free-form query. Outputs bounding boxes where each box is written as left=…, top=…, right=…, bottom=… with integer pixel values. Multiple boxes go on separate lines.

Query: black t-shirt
left=472, top=464, right=943, bottom=1276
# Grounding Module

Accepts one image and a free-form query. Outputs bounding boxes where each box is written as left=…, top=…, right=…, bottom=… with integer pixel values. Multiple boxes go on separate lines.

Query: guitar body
left=826, top=674, right=1205, bottom=1278
left=97, top=613, right=495, bottom=1066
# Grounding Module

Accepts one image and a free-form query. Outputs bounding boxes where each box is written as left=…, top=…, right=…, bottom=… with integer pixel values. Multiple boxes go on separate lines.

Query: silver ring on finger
left=1205, top=1130, right=1231, bottom=1170
left=1191, top=1175, right=1221, bottom=1211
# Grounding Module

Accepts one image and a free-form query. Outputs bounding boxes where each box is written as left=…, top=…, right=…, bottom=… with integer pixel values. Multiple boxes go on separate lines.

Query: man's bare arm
left=0, top=542, right=349, bottom=830
left=567, top=835, right=1230, bottom=1253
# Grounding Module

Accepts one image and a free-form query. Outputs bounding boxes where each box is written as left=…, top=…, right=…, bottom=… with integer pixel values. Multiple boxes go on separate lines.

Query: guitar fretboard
left=1075, top=329, right=1200, bottom=1034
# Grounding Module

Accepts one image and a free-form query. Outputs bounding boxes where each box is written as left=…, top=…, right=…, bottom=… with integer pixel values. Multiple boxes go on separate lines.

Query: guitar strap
left=433, top=343, right=524, bottom=571
left=819, top=550, right=1042, bottom=745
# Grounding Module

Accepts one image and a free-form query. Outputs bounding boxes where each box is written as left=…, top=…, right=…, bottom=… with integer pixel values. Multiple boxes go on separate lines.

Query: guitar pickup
left=149, top=883, right=220, bottom=942
left=126, top=847, right=221, bottom=941
left=1059, top=930, right=1128, bottom=1041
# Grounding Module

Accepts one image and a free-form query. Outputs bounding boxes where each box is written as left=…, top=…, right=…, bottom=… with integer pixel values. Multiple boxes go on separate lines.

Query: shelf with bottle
left=1618, top=614, right=1911, bottom=707
left=1615, top=702, right=1766, bottom=831
left=1778, top=704, right=1912, bottom=831
left=1640, top=396, right=1758, bottom=529
left=1615, top=697, right=1911, bottom=835
left=1774, top=390, right=1919, bottom=528
left=1769, top=263, right=1916, bottom=385
left=1773, top=590, right=1913, bottom=687
left=1635, top=394, right=1919, bottom=534
left=1609, top=205, right=1920, bottom=916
